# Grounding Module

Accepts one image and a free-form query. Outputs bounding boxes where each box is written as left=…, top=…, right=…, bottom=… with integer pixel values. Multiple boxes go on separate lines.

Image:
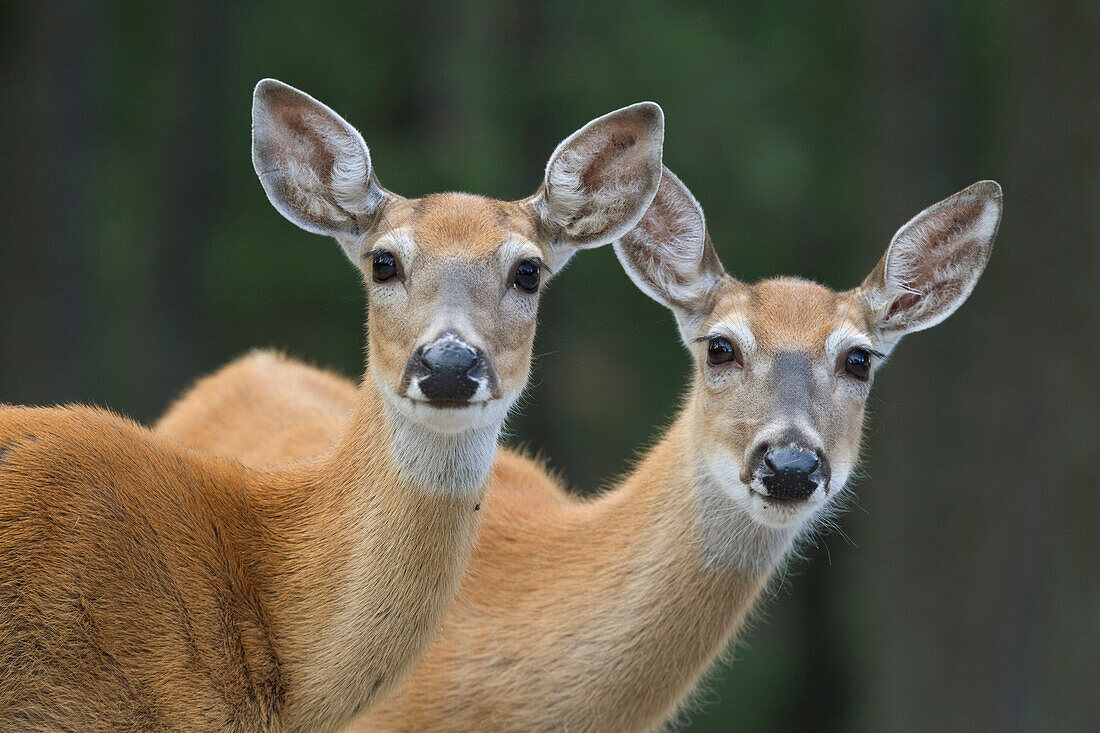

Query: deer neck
left=257, top=374, right=498, bottom=732
left=444, top=408, right=798, bottom=731
left=569, top=410, right=797, bottom=727
left=355, top=396, right=805, bottom=731
left=381, top=393, right=501, bottom=498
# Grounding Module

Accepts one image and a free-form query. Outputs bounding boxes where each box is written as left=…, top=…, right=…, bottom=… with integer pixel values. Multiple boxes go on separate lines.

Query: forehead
left=713, top=277, right=869, bottom=350
left=379, top=193, right=538, bottom=257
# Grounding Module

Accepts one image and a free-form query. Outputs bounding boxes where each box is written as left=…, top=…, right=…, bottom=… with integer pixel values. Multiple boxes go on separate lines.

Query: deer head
left=252, top=80, right=664, bottom=443
left=616, top=168, right=1001, bottom=531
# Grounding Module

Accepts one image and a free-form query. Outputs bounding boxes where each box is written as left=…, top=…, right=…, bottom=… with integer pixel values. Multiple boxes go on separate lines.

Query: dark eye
left=512, top=260, right=541, bottom=293
left=706, top=336, right=741, bottom=366
left=843, top=348, right=872, bottom=381
left=372, top=251, right=399, bottom=283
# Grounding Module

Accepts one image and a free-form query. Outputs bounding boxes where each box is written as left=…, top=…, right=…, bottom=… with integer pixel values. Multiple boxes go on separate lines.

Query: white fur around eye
left=503, top=284, right=539, bottom=320
left=497, top=240, right=544, bottom=281
left=362, top=231, right=414, bottom=304
left=824, top=326, right=874, bottom=364
left=716, top=321, right=756, bottom=357
left=367, top=278, right=406, bottom=306
left=700, top=320, right=753, bottom=389
left=826, top=326, right=877, bottom=399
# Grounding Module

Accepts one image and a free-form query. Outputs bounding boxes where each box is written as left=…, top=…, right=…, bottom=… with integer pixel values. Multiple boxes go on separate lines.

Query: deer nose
left=760, top=446, right=823, bottom=501
left=415, top=334, right=486, bottom=403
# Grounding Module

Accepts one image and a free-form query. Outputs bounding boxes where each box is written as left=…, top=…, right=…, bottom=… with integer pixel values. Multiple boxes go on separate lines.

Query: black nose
left=760, top=446, right=822, bottom=501
left=416, top=336, right=485, bottom=403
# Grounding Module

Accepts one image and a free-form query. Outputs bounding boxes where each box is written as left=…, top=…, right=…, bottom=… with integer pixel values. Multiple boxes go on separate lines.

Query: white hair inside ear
left=613, top=167, right=724, bottom=345
left=251, top=78, right=389, bottom=244
left=530, top=102, right=665, bottom=270
left=862, top=180, right=1002, bottom=349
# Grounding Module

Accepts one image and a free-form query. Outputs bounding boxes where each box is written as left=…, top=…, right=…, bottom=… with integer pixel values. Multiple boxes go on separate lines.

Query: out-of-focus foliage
left=1, top=1, right=1096, bottom=730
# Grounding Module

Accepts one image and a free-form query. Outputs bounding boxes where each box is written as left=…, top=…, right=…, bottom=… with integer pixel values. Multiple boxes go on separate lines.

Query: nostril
left=749, top=442, right=770, bottom=472
left=465, top=351, right=489, bottom=380
left=760, top=446, right=822, bottom=502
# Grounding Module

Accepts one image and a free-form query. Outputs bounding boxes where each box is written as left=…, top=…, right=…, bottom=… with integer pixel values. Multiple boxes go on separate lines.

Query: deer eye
left=842, top=348, right=872, bottom=380
left=371, top=251, right=399, bottom=283
left=706, top=336, right=741, bottom=367
left=512, top=260, right=542, bottom=293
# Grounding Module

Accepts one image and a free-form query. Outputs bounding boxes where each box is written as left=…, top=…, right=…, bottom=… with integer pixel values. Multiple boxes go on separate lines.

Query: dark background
left=1, top=1, right=1096, bottom=730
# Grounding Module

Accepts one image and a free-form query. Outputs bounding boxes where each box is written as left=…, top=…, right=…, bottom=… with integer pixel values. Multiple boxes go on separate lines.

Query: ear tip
left=253, top=78, right=309, bottom=110
left=254, top=78, right=288, bottom=97
left=615, top=101, right=665, bottom=135
left=966, top=179, right=1003, bottom=202
left=639, top=101, right=665, bottom=133
left=635, top=100, right=664, bottom=121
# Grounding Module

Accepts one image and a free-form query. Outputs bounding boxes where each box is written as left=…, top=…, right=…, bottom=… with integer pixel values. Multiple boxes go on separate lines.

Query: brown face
left=616, top=167, right=1000, bottom=530
left=688, top=277, right=879, bottom=527
left=249, top=79, right=665, bottom=436
left=361, top=194, right=550, bottom=433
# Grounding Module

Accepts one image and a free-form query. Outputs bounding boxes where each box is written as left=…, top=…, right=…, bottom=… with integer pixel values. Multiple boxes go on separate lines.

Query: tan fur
left=156, top=351, right=353, bottom=465
left=0, top=383, right=478, bottom=732
left=150, top=291, right=831, bottom=732
left=152, top=173, right=1000, bottom=731
left=156, top=356, right=765, bottom=730
left=0, top=79, right=666, bottom=731
left=402, top=194, right=541, bottom=258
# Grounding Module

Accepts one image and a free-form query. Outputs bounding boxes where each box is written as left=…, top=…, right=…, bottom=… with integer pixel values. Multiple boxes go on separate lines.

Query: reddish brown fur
left=0, top=79, right=668, bottom=730
left=0, top=375, right=481, bottom=731
left=397, top=193, right=541, bottom=257
left=152, top=280, right=866, bottom=732
left=153, top=176, right=999, bottom=731
left=0, top=190, right=557, bottom=733
left=0, top=408, right=282, bottom=731
left=0, top=190, right=538, bottom=733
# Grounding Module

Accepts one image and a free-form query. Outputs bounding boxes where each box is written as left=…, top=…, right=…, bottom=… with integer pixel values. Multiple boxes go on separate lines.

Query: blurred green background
left=1, top=1, right=1097, bottom=730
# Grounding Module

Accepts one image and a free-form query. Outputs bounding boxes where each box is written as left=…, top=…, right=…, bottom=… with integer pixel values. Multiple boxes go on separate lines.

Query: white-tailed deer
left=0, top=80, right=664, bottom=732
left=154, top=169, right=1001, bottom=731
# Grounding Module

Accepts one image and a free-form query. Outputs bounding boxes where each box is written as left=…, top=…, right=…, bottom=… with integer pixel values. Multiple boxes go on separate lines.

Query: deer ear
left=531, top=102, right=664, bottom=268
left=861, top=180, right=1001, bottom=349
left=252, top=79, right=389, bottom=244
left=614, top=167, right=724, bottom=343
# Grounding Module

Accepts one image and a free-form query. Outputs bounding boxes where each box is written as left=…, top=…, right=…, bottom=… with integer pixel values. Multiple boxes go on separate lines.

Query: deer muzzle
left=401, top=330, right=500, bottom=406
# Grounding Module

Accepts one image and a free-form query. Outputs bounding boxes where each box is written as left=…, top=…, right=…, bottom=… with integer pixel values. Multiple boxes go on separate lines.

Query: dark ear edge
left=531, top=101, right=664, bottom=261
left=861, top=179, right=1002, bottom=342
left=251, top=78, right=388, bottom=239
left=613, top=166, right=724, bottom=340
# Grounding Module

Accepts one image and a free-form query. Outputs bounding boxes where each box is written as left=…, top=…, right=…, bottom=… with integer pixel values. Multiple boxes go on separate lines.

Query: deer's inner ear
left=862, top=180, right=1001, bottom=340
left=251, top=79, right=389, bottom=241
left=613, top=167, right=725, bottom=347
left=532, top=102, right=665, bottom=262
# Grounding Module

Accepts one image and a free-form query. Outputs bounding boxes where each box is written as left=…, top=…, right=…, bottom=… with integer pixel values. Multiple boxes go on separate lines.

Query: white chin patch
left=375, top=380, right=518, bottom=496
left=400, top=398, right=510, bottom=434
left=695, top=452, right=853, bottom=575
left=381, top=378, right=514, bottom=435
left=744, top=485, right=827, bottom=529
left=702, top=453, right=827, bottom=529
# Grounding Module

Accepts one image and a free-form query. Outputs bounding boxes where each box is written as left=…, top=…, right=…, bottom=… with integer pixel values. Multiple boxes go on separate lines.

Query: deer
left=0, top=79, right=665, bottom=732
left=153, top=168, right=1001, bottom=731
